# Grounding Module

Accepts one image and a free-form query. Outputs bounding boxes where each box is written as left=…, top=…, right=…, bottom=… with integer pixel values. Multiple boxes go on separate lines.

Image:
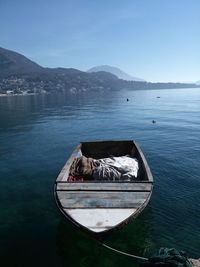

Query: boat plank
left=57, top=191, right=150, bottom=208
left=64, top=208, right=137, bottom=232
left=56, top=182, right=152, bottom=191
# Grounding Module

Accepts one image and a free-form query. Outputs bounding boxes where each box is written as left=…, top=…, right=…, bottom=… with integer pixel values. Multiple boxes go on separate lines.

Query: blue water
left=0, top=88, right=200, bottom=266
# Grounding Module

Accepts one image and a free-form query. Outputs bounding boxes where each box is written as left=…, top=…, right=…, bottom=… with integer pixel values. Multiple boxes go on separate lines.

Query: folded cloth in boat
left=68, top=175, right=84, bottom=182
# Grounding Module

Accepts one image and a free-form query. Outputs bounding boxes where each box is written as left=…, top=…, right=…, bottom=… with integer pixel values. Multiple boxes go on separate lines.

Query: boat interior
left=68, top=140, right=149, bottom=182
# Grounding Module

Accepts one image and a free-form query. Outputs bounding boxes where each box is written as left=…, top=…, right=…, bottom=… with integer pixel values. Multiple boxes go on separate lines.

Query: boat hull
left=54, top=140, right=153, bottom=234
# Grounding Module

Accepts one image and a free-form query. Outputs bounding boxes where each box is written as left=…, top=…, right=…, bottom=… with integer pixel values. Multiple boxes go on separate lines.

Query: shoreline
left=0, top=92, right=47, bottom=97
left=0, top=86, right=199, bottom=97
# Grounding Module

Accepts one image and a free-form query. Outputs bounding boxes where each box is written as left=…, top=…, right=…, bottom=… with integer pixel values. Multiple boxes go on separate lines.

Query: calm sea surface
left=0, top=88, right=200, bottom=267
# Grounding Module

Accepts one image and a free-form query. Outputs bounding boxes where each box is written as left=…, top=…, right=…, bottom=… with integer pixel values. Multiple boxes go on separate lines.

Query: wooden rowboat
left=54, top=140, right=153, bottom=235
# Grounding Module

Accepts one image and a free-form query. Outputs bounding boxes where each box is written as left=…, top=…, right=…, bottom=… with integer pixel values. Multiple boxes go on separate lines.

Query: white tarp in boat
left=93, top=156, right=139, bottom=181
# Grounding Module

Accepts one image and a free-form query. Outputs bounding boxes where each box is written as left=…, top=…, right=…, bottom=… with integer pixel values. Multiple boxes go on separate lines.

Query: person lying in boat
left=69, top=155, right=139, bottom=181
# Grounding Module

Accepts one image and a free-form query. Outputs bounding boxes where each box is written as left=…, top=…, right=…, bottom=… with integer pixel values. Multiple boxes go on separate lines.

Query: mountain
left=0, top=47, right=120, bottom=94
left=0, top=47, right=117, bottom=80
left=87, top=65, right=145, bottom=82
left=0, top=47, right=43, bottom=76
left=196, top=80, right=200, bottom=85
left=0, top=47, right=198, bottom=95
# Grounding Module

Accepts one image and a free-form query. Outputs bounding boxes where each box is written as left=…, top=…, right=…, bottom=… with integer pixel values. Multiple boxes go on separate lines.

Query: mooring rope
left=100, top=242, right=200, bottom=267
left=99, top=241, right=148, bottom=262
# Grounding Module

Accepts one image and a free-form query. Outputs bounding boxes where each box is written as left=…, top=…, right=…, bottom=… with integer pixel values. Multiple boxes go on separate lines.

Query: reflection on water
left=0, top=88, right=200, bottom=266
left=55, top=206, right=159, bottom=267
left=56, top=211, right=153, bottom=267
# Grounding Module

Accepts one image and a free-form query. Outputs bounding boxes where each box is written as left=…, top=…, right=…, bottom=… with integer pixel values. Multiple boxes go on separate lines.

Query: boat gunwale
left=134, top=141, right=153, bottom=182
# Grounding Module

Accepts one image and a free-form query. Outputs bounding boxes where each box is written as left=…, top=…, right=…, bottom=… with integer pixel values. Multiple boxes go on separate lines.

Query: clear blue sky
left=0, top=0, right=199, bottom=82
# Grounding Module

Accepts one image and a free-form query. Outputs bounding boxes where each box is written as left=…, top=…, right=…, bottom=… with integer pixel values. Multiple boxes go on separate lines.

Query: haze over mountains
left=88, top=65, right=145, bottom=82
left=0, top=47, right=199, bottom=95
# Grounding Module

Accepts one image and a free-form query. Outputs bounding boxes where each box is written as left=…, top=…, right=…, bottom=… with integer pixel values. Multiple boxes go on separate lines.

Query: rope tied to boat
left=99, top=242, right=195, bottom=267
left=101, top=242, right=148, bottom=261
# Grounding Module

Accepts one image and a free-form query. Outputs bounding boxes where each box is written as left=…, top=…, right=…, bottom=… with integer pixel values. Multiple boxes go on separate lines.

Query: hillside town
left=0, top=77, right=47, bottom=95
left=0, top=76, right=111, bottom=96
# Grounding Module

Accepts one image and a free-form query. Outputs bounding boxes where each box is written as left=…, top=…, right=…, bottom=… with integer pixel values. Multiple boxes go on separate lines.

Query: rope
left=99, top=241, right=148, bottom=262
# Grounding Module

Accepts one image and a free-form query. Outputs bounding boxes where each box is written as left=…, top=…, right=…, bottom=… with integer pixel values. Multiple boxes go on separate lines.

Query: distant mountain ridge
left=0, top=47, right=117, bottom=79
left=87, top=65, right=145, bottom=81
left=0, top=47, right=43, bottom=76
left=0, top=47, right=121, bottom=94
left=0, top=47, right=198, bottom=95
